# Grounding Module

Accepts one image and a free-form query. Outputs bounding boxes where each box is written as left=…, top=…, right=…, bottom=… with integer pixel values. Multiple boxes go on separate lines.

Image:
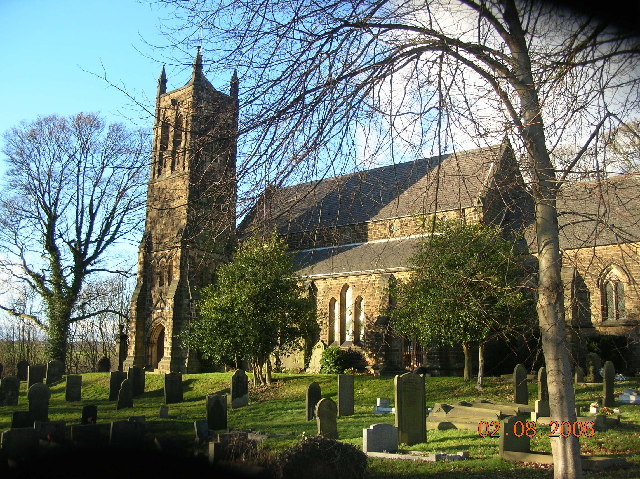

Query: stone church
left=124, top=52, right=640, bottom=375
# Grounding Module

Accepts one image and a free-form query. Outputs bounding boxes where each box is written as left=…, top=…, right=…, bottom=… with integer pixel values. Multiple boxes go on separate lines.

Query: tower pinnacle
left=157, top=65, right=167, bottom=96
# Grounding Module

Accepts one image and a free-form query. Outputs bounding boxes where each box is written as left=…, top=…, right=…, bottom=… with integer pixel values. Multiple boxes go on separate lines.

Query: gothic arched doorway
left=148, top=324, right=166, bottom=369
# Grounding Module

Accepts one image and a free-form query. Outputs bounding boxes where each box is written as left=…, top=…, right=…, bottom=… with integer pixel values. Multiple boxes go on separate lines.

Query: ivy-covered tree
left=389, top=221, right=534, bottom=386
left=181, top=233, right=318, bottom=385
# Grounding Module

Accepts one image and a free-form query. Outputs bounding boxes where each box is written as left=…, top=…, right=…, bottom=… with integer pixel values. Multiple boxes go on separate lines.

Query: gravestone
left=394, top=372, right=426, bottom=446
left=159, top=405, right=169, bottom=418
left=363, top=423, right=399, bottom=453
left=110, top=419, right=145, bottom=448
left=27, top=382, right=51, bottom=422
left=127, top=366, right=145, bottom=396
left=531, top=399, right=550, bottom=420
left=116, top=378, right=133, bottom=410
left=71, top=423, right=106, bottom=448
left=164, top=372, right=183, bottom=404
left=574, top=366, right=585, bottom=384
left=230, top=369, right=249, bottom=408
left=0, top=376, right=20, bottom=406
left=109, top=371, right=127, bottom=400
left=27, top=364, right=45, bottom=388
left=586, top=353, right=602, bottom=382
left=537, top=367, right=548, bottom=402
left=603, top=360, right=616, bottom=407
left=97, top=356, right=111, bottom=372
left=206, top=394, right=228, bottom=431
left=11, top=411, right=35, bottom=428
left=338, top=374, right=354, bottom=416
left=315, top=397, right=338, bottom=439
left=1, top=428, right=39, bottom=461
left=82, top=405, right=98, bottom=424
left=34, top=420, right=66, bottom=442
left=306, top=382, right=322, bottom=420
left=194, top=419, right=213, bottom=445
left=16, top=360, right=29, bottom=381
left=45, top=359, right=64, bottom=385
left=513, top=364, right=528, bottom=405
left=65, top=374, right=82, bottom=401
left=499, top=416, right=530, bottom=455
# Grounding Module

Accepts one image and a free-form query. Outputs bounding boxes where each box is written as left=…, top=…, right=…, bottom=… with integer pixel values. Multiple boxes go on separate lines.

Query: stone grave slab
left=159, top=405, right=169, bottom=418
left=363, top=423, right=398, bottom=453
left=109, top=371, right=127, bottom=401
left=338, top=374, right=354, bottom=416
left=603, top=361, right=615, bottom=407
left=65, top=374, right=82, bottom=401
left=16, top=360, right=29, bottom=381
left=27, top=382, right=51, bottom=422
left=230, top=369, right=249, bottom=408
left=110, top=419, right=145, bottom=448
left=71, top=423, right=107, bottom=448
left=45, top=359, right=64, bottom=385
left=1, top=428, right=39, bottom=461
left=82, top=404, right=98, bottom=424
left=116, top=378, right=133, bottom=410
left=11, top=411, right=35, bottom=428
left=513, top=364, right=528, bottom=405
left=0, top=376, right=20, bottom=406
left=306, top=382, right=321, bottom=420
left=97, top=356, right=111, bottom=372
left=206, top=394, right=228, bottom=431
left=499, top=416, right=530, bottom=457
left=164, top=372, right=183, bottom=404
left=27, top=364, right=45, bottom=388
left=34, top=420, right=66, bottom=443
left=586, top=353, right=602, bottom=382
left=394, top=372, right=426, bottom=446
left=127, top=366, right=145, bottom=396
left=316, top=397, right=338, bottom=439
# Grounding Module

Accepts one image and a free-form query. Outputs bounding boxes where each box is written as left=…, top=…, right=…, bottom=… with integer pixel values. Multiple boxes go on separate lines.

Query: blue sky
left=0, top=0, right=205, bottom=144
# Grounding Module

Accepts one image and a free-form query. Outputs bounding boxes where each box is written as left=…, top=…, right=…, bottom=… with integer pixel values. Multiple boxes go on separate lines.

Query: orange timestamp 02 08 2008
left=478, top=420, right=595, bottom=438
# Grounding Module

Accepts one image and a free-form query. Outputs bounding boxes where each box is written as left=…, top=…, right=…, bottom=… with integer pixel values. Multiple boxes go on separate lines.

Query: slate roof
left=240, top=142, right=512, bottom=236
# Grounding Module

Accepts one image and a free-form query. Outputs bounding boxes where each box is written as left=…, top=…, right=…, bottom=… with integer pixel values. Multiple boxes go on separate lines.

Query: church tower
left=124, top=49, right=238, bottom=373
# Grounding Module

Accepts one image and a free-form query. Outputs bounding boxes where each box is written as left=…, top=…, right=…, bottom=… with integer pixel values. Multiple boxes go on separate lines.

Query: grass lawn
left=1, top=372, right=639, bottom=478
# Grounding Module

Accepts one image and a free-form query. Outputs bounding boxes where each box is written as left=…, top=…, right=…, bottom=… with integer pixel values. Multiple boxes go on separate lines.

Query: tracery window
left=600, top=266, right=626, bottom=322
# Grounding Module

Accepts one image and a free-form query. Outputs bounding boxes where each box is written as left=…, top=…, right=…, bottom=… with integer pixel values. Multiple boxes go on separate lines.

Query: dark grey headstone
left=164, top=372, right=183, bottom=404
left=338, top=374, right=354, bottom=416
left=16, top=360, right=29, bottom=381
left=586, top=353, right=602, bottom=382
left=499, top=416, right=530, bottom=455
left=109, top=371, right=127, bottom=401
left=127, top=366, right=145, bottom=396
left=315, top=397, right=338, bottom=439
left=110, top=419, right=145, bottom=448
left=11, top=411, right=35, bottom=428
left=65, top=374, right=82, bottom=401
left=603, top=360, right=616, bottom=407
left=513, top=364, right=528, bottom=405
left=159, top=405, right=169, bottom=418
left=82, top=404, right=98, bottom=424
left=71, top=423, right=106, bottom=448
left=116, top=378, right=133, bottom=410
left=574, top=366, right=585, bottom=384
left=45, top=359, right=64, bottom=385
left=363, top=423, right=399, bottom=453
left=27, top=382, right=51, bottom=422
left=230, top=369, right=249, bottom=408
left=206, top=394, right=228, bottom=431
left=34, top=420, right=66, bottom=443
left=537, top=367, right=548, bottom=402
left=1, top=428, right=39, bottom=461
left=394, top=372, right=426, bottom=446
left=27, top=364, right=45, bottom=388
left=194, top=420, right=212, bottom=444
left=306, top=382, right=321, bottom=420
left=97, top=357, right=111, bottom=372
left=0, top=376, right=20, bottom=406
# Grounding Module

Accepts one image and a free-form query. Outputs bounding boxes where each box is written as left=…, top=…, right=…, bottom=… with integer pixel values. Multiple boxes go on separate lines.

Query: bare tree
left=0, top=113, right=148, bottom=369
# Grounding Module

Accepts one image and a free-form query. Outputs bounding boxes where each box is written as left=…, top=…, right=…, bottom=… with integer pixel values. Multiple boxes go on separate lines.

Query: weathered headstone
left=34, top=420, right=66, bottom=443
left=574, top=366, right=585, bottom=384
left=315, top=397, right=338, bottom=439
left=1, top=428, right=39, bottom=461
left=159, top=405, right=169, bottom=418
left=537, top=367, right=548, bottom=402
left=110, top=419, right=145, bottom=448
left=127, top=366, right=145, bottom=396
left=65, top=374, right=82, bottom=401
left=499, top=416, right=530, bottom=455
left=194, top=419, right=212, bottom=444
left=16, top=360, right=29, bottom=381
left=116, top=378, right=133, bottom=410
left=109, top=371, right=127, bottom=401
left=586, top=353, right=602, bottom=382
left=230, top=369, right=249, bottom=408
left=71, top=423, right=106, bottom=448
left=531, top=399, right=550, bottom=421
left=206, top=394, right=228, bottom=431
left=164, top=372, right=183, bottom=404
left=82, top=404, right=98, bottom=424
left=394, top=372, right=426, bottom=446
left=513, top=364, right=528, bottom=405
left=0, top=376, right=20, bottom=406
left=11, top=411, right=35, bottom=428
left=27, top=382, right=51, bottom=422
left=97, top=356, right=111, bottom=372
left=45, top=359, right=64, bottom=385
left=27, top=364, right=45, bottom=388
left=363, top=423, right=399, bottom=453
left=603, top=360, right=616, bottom=407
left=338, top=374, right=354, bottom=416
left=306, top=382, right=321, bottom=420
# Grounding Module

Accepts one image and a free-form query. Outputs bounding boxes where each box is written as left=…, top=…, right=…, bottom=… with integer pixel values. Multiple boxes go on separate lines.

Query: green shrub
left=320, top=346, right=365, bottom=374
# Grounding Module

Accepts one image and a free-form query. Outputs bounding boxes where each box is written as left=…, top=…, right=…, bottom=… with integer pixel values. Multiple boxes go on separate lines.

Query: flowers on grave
left=589, top=402, right=600, bottom=414
left=597, top=406, right=614, bottom=416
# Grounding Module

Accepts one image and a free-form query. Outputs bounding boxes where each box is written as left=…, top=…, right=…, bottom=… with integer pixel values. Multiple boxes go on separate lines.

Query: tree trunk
left=477, top=343, right=485, bottom=389
left=265, top=358, right=273, bottom=385
left=46, top=300, right=73, bottom=369
left=462, top=342, right=472, bottom=381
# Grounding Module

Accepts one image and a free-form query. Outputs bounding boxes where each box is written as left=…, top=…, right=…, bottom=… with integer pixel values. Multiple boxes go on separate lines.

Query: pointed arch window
left=340, top=284, right=353, bottom=344
left=328, top=298, right=337, bottom=345
left=354, top=296, right=364, bottom=344
left=173, top=115, right=183, bottom=151
left=600, top=266, right=627, bottom=322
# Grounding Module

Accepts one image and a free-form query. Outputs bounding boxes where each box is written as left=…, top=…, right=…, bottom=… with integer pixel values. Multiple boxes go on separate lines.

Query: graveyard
left=1, top=369, right=640, bottom=478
